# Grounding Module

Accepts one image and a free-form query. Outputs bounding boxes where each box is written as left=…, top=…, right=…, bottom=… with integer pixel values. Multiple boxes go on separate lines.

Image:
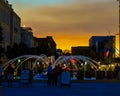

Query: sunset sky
left=8, top=0, right=119, bottom=50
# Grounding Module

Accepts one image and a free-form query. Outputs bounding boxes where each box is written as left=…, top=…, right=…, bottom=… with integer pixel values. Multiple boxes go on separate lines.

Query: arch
left=2, top=55, right=99, bottom=73
left=54, top=55, right=99, bottom=70
left=1, top=55, right=49, bottom=72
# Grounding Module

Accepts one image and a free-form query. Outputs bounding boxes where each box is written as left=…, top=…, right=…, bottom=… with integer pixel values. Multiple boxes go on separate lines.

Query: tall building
left=0, top=0, right=56, bottom=58
left=21, top=27, right=34, bottom=48
left=0, top=0, right=21, bottom=50
left=115, top=33, right=120, bottom=57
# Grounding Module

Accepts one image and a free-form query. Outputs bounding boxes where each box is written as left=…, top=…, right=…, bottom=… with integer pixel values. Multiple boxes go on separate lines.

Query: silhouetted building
left=35, top=36, right=56, bottom=56
left=0, top=0, right=21, bottom=50
left=89, top=36, right=115, bottom=64
left=71, top=46, right=96, bottom=58
left=0, top=0, right=57, bottom=59
left=115, top=33, right=120, bottom=57
left=21, top=27, right=34, bottom=48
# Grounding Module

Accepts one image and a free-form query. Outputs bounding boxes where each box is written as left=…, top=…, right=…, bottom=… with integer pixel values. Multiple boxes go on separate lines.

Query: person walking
left=47, top=63, right=53, bottom=86
left=52, top=65, right=59, bottom=87
left=6, top=64, right=14, bottom=87
left=0, top=65, right=2, bottom=86
left=114, top=64, right=120, bottom=79
left=58, top=64, right=62, bottom=82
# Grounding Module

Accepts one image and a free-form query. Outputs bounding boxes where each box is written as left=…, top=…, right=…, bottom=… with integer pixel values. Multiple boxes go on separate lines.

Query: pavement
left=1, top=80, right=120, bottom=96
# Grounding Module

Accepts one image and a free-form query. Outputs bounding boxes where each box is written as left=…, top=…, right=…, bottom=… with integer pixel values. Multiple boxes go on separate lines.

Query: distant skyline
left=8, top=0, right=119, bottom=50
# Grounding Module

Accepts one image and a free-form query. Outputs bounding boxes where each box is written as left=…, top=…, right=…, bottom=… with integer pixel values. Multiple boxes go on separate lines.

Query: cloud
left=14, top=0, right=118, bottom=49
left=20, top=1, right=118, bottom=36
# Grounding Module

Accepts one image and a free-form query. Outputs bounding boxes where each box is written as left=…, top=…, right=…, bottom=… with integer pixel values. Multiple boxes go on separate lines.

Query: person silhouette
left=114, top=64, right=120, bottom=79
left=6, top=64, right=14, bottom=87
left=0, top=65, right=2, bottom=86
left=47, top=63, right=53, bottom=86
left=52, top=65, right=59, bottom=86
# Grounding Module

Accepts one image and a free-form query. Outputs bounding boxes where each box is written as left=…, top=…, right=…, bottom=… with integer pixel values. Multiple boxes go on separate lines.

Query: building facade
left=0, top=0, right=21, bottom=50
left=115, top=33, right=120, bottom=57
left=21, top=27, right=34, bottom=48
left=89, top=36, right=115, bottom=64
left=71, top=46, right=96, bottom=59
left=35, top=36, right=56, bottom=56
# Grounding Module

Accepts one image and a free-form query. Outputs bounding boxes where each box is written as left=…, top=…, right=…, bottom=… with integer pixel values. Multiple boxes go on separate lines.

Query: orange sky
left=9, top=0, right=119, bottom=50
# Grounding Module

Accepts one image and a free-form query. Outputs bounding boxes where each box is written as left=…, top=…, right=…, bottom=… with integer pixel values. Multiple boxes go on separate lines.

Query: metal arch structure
left=54, top=55, right=99, bottom=70
left=2, top=55, right=99, bottom=73
left=32, top=56, right=49, bottom=70
left=1, top=55, right=49, bottom=72
left=1, top=55, right=27, bottom=71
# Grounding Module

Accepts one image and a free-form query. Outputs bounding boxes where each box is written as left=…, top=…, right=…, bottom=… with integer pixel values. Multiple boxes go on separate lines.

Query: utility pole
left=117, top=0, right=120, bottom=57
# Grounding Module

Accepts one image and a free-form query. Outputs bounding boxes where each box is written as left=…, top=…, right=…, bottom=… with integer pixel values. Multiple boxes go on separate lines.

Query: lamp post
left=117, top=0, right=120, bottom=57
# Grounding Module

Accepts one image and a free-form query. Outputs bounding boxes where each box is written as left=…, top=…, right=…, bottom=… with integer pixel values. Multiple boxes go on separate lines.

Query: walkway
left=1, top=81, right=120, bottom=96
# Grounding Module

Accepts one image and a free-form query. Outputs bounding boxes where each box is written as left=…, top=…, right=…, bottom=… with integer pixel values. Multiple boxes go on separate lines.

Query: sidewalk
left=0, top=86, right=2, bottom=96
left=2, top=80, right=120, bottom=96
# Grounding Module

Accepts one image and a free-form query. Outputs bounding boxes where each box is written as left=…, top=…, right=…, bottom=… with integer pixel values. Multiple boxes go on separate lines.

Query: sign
left=20, top=70, right=30, bottom=83
left=61, top=72, right=71, bottom=87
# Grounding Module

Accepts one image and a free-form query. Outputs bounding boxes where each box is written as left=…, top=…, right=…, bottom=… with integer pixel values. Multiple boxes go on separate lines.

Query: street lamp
left=117, top=0, right=120, bottom=57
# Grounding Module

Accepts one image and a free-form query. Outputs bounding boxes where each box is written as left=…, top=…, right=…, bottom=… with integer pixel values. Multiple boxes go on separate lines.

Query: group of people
left=0, top=64, right=14, bottom=87
left=47, top=63, right=62, bottom=87
left=0, top=62, right=70, bottom=87
left=0, top=64, right=33, bottom=87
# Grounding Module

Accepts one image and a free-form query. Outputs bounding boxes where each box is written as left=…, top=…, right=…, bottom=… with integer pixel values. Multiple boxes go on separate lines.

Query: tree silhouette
left=63, top=49, right=71, bottom=56
left=6, top=43, right=29, bottom=59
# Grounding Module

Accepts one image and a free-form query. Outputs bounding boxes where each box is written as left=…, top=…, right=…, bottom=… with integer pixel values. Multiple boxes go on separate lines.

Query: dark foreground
left=1, top=80, right=120, bottom=96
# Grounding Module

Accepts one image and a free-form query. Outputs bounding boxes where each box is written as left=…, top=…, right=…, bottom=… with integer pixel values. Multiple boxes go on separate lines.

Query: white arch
left=2, top=55, right=99, bottom=72
left=32, top=56, right=49, bottom=70
left=54, top=55, right=99, bottom=70
left=2, top=55, right=49, bottom=72
left=2, top=55, right=28, bottom=71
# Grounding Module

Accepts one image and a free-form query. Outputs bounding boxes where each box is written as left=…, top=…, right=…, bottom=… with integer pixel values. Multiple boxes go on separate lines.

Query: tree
left=63, top=49, right=71, bottom=56
left=6, top=42, right=30, bottom=59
